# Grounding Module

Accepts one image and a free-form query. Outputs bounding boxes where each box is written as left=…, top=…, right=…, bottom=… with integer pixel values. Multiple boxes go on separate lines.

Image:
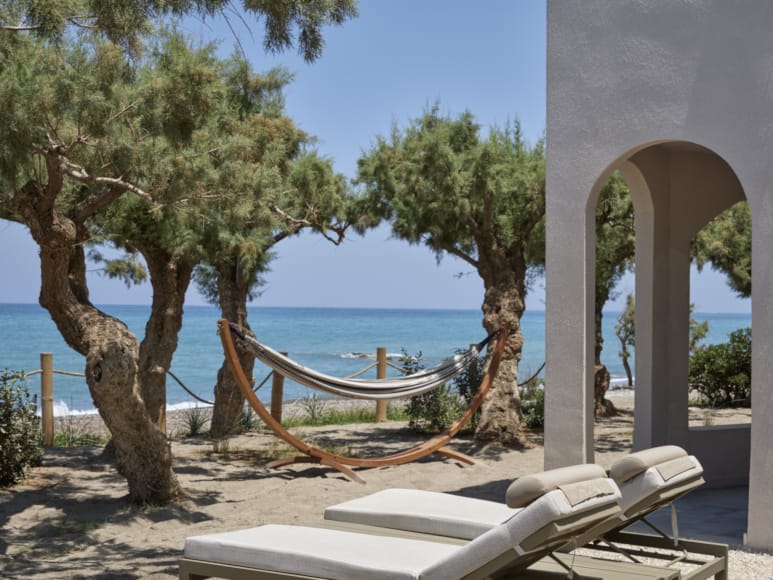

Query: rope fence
left=26, top=348, right=545, bottom=448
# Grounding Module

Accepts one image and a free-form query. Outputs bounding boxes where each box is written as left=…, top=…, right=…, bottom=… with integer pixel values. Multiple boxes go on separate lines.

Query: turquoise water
left=0, top=303, right=751, bottom=415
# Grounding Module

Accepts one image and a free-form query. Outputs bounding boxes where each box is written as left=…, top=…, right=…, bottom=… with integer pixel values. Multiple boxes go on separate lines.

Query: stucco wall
left=546, top=0, right=773, bottom=549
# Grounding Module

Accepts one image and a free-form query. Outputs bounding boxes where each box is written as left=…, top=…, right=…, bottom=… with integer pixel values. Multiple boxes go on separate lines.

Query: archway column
left=747, top=199, right=773, bottom=548
left=625, top=151, right=691, bottom=452
left=544, top=181, right=595, bottom=469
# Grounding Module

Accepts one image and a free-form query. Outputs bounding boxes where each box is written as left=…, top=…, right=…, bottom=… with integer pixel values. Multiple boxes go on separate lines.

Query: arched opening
left=589, top=171, right=637, bottom=454
left=600, top=141, right=748, bottom=483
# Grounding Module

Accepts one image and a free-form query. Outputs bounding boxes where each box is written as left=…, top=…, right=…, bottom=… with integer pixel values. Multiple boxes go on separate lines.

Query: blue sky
left=0, top=0, right=751, bottom=313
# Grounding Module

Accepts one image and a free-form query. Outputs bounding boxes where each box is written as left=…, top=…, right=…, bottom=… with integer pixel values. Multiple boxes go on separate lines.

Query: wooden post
left=270, top=353, right=287, bottom=423
left=376, top=347, right=387, bottom=422
left=40, top=352, right=54, bottom=447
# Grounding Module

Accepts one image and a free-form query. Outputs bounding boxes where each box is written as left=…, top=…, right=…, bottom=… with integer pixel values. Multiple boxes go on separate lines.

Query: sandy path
left=1, top=397, right=770, bottom=578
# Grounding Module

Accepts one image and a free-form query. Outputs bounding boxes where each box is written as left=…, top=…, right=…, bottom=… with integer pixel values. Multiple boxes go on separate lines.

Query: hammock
left=218, top=319, right=507, bottom=483
left=227, top=322, right=495, bottom=400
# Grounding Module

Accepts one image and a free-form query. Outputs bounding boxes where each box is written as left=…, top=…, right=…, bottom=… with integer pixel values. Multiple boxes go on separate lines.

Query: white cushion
left=610, top=445, right=688, bottom=483
left=185, top=481, right=622, bottom=580
left=617, top=455, right=703, bottom=513
left=506, top=463, right=607, bottom=507
left=325, top=488, right=518, bottom=539
left=184, top=524, right=459, bottom=580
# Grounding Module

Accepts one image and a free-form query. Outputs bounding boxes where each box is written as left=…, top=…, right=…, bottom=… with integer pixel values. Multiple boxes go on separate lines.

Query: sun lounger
left=586, top=446, right=727, bottom=580
left=179, top=465, right=622, bottom=579
left=323, top=446, right=728, bottom=579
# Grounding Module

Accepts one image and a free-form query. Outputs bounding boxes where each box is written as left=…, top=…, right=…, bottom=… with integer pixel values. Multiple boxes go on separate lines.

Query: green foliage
left=595, top=173, right=635, bottom=304
left=53, top=415, right=106, bottom=447
left=692, top=201, right=751, bottom=298
left=689, top=311, right=709, bottom=355
left=522, top=388, right=545, bottom=430
left=594, top=172, right=634, bottom=382
left=181, top=405, right=211, bottom=436
left=87, top=247, right=148, bottom=288
left=615, top=297, right=710, bottom=387
left=403, top=349, right=480, bottom=433
left=0, top=371, right=43, bottom=487
left=300, top=393, right=327, bottom=426
left=281, top=402, right=407, bottom=428
left=357, top=107, right=545, bottom=263
left=240, top=403, right=261, bottom=432
left=519, top=368, right=545, bottom=430
left=407, top=384, right=461, bottom=433
left=689, top=328, right=751, bottom=407
left=452, top=347, right=485, bottom=429
left=0, top=1, right=358, bottom=60
left=401, top=350, right=444, bottom=432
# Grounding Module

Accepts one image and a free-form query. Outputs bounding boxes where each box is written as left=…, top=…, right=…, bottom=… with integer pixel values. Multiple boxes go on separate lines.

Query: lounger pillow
left=610, top=445, right=687, bottom=483
left=506, top=463, right=607, bottom=508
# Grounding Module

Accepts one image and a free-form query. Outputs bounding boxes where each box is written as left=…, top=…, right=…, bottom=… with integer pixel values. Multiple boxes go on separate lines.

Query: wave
left=609, top=377, right=634, bottom=391
left=38, top=399, right=216, bottom=418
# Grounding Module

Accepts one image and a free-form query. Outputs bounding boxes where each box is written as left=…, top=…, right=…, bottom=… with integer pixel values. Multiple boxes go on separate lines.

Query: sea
left=0, top=303, right=751, bottom=416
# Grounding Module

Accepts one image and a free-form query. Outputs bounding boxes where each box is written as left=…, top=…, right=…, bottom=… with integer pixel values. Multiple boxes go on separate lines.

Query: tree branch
left=0, top=14, right=98, bottom=32
left=445, top=245, right=479, bottom=269
left=56, top=157, right=152, bottom=221
left=66, top=16, right=99, bottom=31
left=0, top=24, right=40, bottom=31
left=268, top=201, right=348, bottom=245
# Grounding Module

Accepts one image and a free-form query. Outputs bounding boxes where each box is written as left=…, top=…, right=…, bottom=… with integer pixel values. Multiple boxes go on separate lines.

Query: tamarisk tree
left=356, top=108, right=545, bottom=446
left=193, top=60, right=351, bottom=437
left=0, top=1, right=357, bottom=502
left=0, top=35, right=186, bottom=501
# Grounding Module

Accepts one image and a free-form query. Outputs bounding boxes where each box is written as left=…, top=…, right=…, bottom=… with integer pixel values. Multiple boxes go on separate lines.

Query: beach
left=2, top=394, right=772, bottom=578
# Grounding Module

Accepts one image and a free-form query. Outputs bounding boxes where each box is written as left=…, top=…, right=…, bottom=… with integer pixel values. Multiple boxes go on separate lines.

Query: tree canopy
left=692, top=200, right=751, bottom=298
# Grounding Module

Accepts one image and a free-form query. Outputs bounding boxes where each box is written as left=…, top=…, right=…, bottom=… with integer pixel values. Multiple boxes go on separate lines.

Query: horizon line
left=0, top=301, right=753, bottom=316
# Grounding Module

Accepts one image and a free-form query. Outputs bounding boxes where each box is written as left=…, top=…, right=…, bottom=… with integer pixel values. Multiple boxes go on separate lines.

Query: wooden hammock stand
left=218, top=319, right=507, bottom=483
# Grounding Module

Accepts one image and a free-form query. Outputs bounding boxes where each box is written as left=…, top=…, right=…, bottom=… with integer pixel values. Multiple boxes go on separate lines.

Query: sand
left=1, top=395, right=771, bottom=579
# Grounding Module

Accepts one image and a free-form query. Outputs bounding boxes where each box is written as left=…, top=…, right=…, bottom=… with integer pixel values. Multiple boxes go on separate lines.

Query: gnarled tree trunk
left=594, top=294, right=618, bottom=418
left=10, top=163, right=181, bottom=504
left=210, top=260, right=255, bottom=438
left=138, top=247, right=195, bottom=431
left=474, top=247, right=531, bottom=447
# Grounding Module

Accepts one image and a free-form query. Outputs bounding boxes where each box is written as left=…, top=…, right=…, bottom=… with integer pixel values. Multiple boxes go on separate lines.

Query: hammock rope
left=228, top=322, right=495, bottom=401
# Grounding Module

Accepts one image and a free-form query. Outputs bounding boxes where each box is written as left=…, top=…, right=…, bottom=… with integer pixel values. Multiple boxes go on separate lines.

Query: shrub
left=522, top=388, right=545, bottom=429
left=402, top=350, right=455, bottom=432
left=453, top=349, right=485, bottom=429
left=300, top=393, right=327, bottom=425
left=0, top=370, right=44, bottom=487
left=240, top=403, right=261, bottom=432
left=405, top=347, right=486, bottom=433
left=181, top=405, right=211, bottom=437
left=407, top=384, right=462, bottom=432
left=54, top=415, right=106, bottom=447
left=689, top=327, right=751, bottom=407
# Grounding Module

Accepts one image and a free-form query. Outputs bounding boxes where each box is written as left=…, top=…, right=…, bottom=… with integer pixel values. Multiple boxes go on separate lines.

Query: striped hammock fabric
left=229, top=322, right=496, bottom=400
